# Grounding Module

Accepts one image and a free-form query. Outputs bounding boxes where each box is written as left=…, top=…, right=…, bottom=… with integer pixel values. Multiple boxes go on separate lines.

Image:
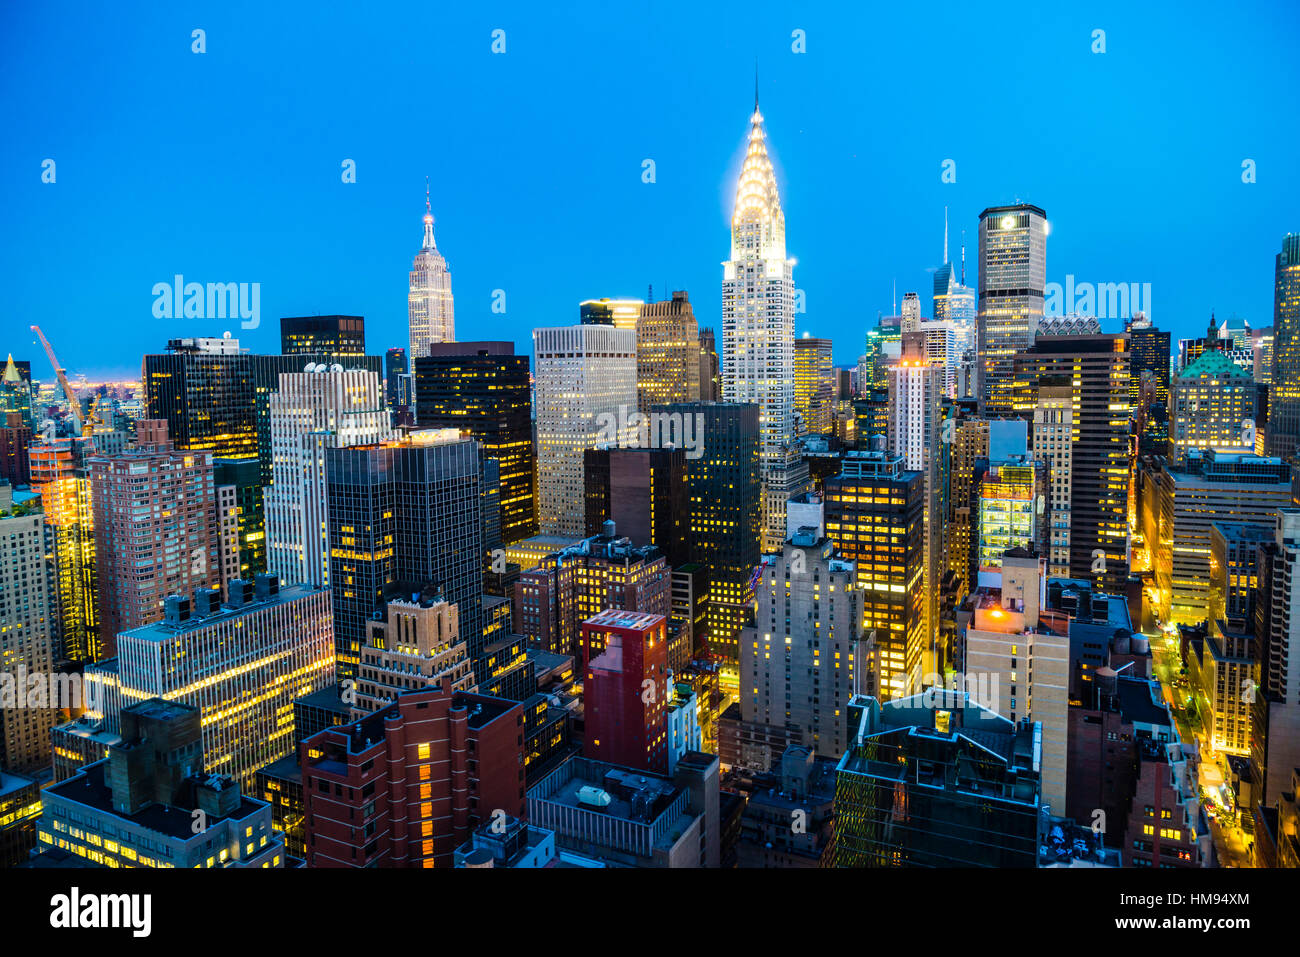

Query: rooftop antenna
left=754, top=58, right=759, bottom=112
left=960, top=230, right=967, bottom=286
left=892, top=279, right=897, bottom=317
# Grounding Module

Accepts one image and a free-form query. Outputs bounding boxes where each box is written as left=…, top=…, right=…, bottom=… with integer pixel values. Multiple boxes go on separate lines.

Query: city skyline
left=4, top=1, right=1298, bottom=377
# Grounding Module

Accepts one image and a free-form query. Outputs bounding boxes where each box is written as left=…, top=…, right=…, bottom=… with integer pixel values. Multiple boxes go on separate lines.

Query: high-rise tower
left=721, top=90, right=809, bottom=551
left=408, top=185, right=455, bottom=359
left=977, top=204, right=1047, bottom=416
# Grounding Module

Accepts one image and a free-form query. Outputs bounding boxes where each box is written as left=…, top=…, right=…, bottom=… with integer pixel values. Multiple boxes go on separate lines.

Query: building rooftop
left=46, top=761, right=263, bottom=841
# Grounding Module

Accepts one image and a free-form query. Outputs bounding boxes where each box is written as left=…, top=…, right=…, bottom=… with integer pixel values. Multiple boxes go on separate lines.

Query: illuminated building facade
left=408, top=190, right=454, bottom=358
left=28, top=435, right=100, bottom=663
left=1172, top=332, right=1256, bottom=461
left=413, top=341, right=536, bottom=545
left=264, top=367, right=393, bottom=589
left=142, top=337, right=257, bottom=460
left=975, top=459, right=1042, bottom=576
left=353, top=594, right=474, bottom=714
left=1032, top=381, right=1074, bottom=578
left=1253, top=509, right=1300, bottom=808
left=1154, top=451, right=1290, bottom=625
left=824, top=450, right=923, bottom=699
left=946, top=406, right=988, bottom=591
left=721, top=94, right=809, bottom=551
left=87, top=579, right=334, bottom=792
left=637, top=291, right=701, bottom=413
left=698, top=327, right=720, bottom=401
left=658, top=401, right=761, bottom=684
left=513, top=526, right=670, bottom=661
left=794, top=336, right=834, bottom=436
left=532, top=324, right=637, bottom=537
left=89, top=421, right=233, bottom=658
left=0, top=497, right=56, bottom=772
left=38, top=698, right=284, bottom=869
left=977, top=203, right=1047, bottom=416
left=740, top=531, right=865, bottom=764
left=324, top=430, right=485, bottom=682
left=583, top=446, right=690, bottom=567
left=280, top=314, right=366, bottom=357
left=1012, top=333, right=1131, bottom=593
left=888, top=354, right=947, bottom=660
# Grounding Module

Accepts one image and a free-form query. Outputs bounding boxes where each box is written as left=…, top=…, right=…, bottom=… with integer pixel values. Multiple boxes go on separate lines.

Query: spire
left=960, top=230, right=967, bottom=286
left=421, top=177, right=436, bottom=250
left=943, top=206, right=949, bottom=265
left=754, top=59, right=759, bottom=112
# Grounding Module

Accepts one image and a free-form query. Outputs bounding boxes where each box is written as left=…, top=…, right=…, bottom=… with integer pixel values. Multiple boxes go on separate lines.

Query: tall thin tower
left=408, top=182, right=455, bottom=360
left=721, top=86, right=809, bottom=551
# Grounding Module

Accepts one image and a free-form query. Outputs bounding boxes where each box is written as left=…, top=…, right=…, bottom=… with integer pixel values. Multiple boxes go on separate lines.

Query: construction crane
left=30, top=324, right=89, bottom=436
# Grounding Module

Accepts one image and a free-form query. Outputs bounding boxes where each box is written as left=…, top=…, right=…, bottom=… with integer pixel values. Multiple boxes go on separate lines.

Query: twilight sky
left=3, top=0, right=1298, bottom=377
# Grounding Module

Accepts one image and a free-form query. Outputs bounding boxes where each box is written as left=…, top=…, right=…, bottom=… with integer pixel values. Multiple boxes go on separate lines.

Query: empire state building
left=721, top=91, right=809, bottom=551
left=408, top=186, right=455, bottom=358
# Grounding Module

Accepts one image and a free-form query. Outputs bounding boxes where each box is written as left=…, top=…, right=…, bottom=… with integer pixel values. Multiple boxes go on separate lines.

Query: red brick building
left=582, top=610, right=669, bottom=773
left=89, top=420, right=229, bottom=656
left=301, top=681, right=526, bottom=868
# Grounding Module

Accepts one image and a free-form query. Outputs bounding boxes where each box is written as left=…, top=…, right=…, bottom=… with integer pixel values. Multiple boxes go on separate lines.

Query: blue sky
left=3, top=0, right=1298, bottom=376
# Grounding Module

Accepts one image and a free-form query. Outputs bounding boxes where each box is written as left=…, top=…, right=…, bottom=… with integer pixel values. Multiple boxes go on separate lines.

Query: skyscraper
left=532, top=324, right=636, bottom=537
left=408, top=187, right=454, bottom=359
left=264, top=367, right=394, bottom=588
left=324, top=430, right=485, bottom=682
left=1013, top=333, right=1130, bottom=593
left=89, top=421, right=232, bottom=657
left=0, top=492, right=56, bottom=773
left=142, top=337, right=257, bottom=460
left=636, top=291, right=702, bottom=413
left=413, top=341, right=537, bottom=545
left=658, top=401, right=761, bottom=682
left=721, top=92, right=809, bottom=551
left=1267, top=234, right=1300, bottom=460
left=280, top=315, right=366, bottom=357
left=824, top=449, right=924, bottom=699
left=887, top=351, right=947, bottom=667
left=698, top=327, right=720, bottom=401
left=1171, top=335, right=1256, bottom=462
left=794, top=336, right=834, bottom=436
left=977, top=203, right=1047, bottom=416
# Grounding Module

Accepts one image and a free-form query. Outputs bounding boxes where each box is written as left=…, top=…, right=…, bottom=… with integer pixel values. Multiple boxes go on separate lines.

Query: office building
left=832, top=691, right=1043, bottom=867
left=264, top=366, right=393, bottom=588
left=533, top=324, right=637, bottom=537
left=794, top=336, right=834, bottom=436
left=142, top=337, right=257, bottom=460
left=698, top=327, right=720, bottom=402
left=408, top=191, right=454, bottom=358
left=721, top=94, right=809, bottom=551
left=823, top=449, right=924, bottom=699
left=1252, top=509, right=1300, bottom=808
left=514, top=524, right=670, bottom=661
left=413, top=341, right=536, bottom=544
left=84, top=578, right=333, bottom=792
left=1032, top=381, right=1074, bottom=577
left=583, top=446, right=689, bottom=566
left=1013, top=333, right=1131, bottom=592
left=37, top=698, right=284, bottom=868
left=325, top=430, right=485, bottom=681
left=1172, top=332, right=1255, bottom=461
left=636, top=291, right=701, bottom=413
left=0, top=495, right=56, bottom=772
left=657, top=402, right=762, bottom=680
left=738, top=528, right=865, bottom=766
left=353, top=592, right=474, bottom=714
left=1152, top=451, right=1290, bottom=625
left=977, top=203, right=1047, bottom=415
left=280, top=315, right=365, bottom=357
